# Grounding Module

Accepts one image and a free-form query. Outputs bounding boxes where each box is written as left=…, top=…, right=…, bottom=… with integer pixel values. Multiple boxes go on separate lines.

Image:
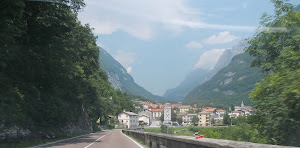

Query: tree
left=177, top=117, right=183, bottom=125
left=247, top=0, right=300, bottom=146
left=0, top=0, right=135, bottom=137
left=223, top=113, right=230, bottom=125
left=191, top=116, right=199, bottom=126
left=160, top=114, right=164, bottom=122
left=231, top=104, right=235, bottom=111
left=171, top=110, right=177, bottom=121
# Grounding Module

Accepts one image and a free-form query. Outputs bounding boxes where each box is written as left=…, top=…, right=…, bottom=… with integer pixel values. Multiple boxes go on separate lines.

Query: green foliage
left=184, top=53, right=267, bottom=105
left=144, top=128, right=161, bottom=133
left=149, top=123, right=267, bottom=144
left=0, top=0, right=134, bottom=136
left=160, top=125, right=168, bottom=134
left=177, top=117, right=183, bottom=125
left=246, top=1, right=300, bottom=146
left=223, top=113, right=230, bottom=125
left=191, top=116, right=199, bottom=125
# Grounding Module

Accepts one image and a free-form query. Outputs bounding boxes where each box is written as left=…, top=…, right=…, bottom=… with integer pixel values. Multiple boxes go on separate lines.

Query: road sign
left=96, top=118, right=100, bottom=124
left=164, top=108, right=171, bottom=121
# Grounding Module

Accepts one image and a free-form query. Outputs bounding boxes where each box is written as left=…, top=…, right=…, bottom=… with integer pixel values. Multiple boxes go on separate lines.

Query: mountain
left=99, top=47, right=164, bottom=101
left=163, top=40, right=247, bottom=102
left=211, top=40, right=248, bottom=74
left=163, top=68, right=211, bottom=102
left=184, top=52, right=267, bottom=106
left=295, top=4, right=300, bottom=11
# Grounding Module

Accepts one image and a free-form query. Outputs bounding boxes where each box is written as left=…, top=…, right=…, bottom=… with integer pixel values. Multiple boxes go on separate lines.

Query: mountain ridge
left=184, top=52, right=267, bottom=105
left=99, top=47, right=165, bottom=101
left=163, top=40, right=248, bottom=102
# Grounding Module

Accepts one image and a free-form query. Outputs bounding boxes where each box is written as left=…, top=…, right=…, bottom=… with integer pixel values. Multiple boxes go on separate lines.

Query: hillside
left=99, top=48, right=165, bottom=101
left=163, top=40, right=247, bottom=102
left=184, top=53, right=267, bottom=105
left=163, top=69, right=211, bottom=102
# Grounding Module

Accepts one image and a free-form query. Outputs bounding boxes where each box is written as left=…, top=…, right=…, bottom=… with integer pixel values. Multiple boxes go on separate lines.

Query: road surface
left=33, top=129, right=143, bottom=148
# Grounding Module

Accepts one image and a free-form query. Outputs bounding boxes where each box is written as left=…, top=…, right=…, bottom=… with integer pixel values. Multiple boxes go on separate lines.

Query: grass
left=0, top=132, right=90, bottom=148
left=126, top=134, right=148, bottom=148
left=144, top=124, right=267, bottom=144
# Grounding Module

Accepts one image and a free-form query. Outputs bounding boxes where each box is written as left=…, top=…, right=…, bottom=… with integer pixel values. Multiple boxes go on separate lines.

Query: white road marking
left=121, top=131, right=144, bottom=148
left=30, top=132, right=99, bottom=148
left=84, top=131, right=112, bottom=148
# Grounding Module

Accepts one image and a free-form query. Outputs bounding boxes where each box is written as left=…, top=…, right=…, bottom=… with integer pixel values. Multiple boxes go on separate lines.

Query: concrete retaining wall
left=122, top=130, right=297, bottom=148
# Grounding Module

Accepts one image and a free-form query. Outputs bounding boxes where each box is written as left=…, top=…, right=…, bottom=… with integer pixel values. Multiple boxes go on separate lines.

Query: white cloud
left=78, top=0, right=263, bottom=40
left=126, top=66, right=132, bottom=73
left=194, top=49, right=226, bottom=69
left=185, top=41, right=203, bottom=49
left=113, top=50, right=136, bottom=73
left=78, top=0, right=200, bottom=40
left=203, top=31, right=239, bottom=44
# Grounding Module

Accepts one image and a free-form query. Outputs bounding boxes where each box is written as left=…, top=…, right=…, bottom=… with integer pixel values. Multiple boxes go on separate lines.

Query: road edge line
left=29, top=131, right=103, bottom=148
left=84, top=131, right=112, bottom=148
left=121, top=131, right=144, bottom=148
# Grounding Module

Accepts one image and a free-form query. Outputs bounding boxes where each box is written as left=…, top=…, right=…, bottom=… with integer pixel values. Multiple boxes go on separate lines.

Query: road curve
left=34, top=129, right=143, bottom=148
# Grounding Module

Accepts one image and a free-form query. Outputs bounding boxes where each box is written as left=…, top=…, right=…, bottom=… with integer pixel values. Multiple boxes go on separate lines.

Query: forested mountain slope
left=184, top=53, right=267, bottom=105
left=164, top=40, right=247, bottom=102
left=99, top=48, right=165, bottom=101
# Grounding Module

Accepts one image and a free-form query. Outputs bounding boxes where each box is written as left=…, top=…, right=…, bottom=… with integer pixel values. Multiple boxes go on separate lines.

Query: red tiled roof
left=150, top=104, right=158, bottom=109
left=232, top=111, right=241, bottom=113
left=152, top=109, right=163, bottom=112
left=204, top=108, right=216, bottom=112
left=217, top=109, right=225, bottom=112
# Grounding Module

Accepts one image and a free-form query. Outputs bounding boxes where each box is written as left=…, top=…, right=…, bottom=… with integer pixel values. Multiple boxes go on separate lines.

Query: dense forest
left=0, top=0, right=134, bottom=141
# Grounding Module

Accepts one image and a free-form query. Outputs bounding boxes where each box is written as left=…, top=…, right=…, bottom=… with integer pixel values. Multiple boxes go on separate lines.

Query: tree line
left=0, top=0, right=134, bottom=133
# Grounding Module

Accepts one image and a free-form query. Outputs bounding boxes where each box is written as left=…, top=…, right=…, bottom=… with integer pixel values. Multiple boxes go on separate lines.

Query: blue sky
left=78, top=0, right=299, bottom=96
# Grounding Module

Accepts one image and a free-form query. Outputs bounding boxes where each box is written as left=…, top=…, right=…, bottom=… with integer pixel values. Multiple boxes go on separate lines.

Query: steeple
left=241, top=101, right=244, bottom=108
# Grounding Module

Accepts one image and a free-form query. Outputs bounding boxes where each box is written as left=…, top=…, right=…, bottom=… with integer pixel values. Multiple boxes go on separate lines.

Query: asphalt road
left=33, top=129, right=143, bottom=148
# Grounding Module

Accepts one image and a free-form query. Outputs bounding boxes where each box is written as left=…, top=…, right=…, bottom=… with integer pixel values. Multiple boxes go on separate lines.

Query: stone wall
left=122, top=130, right=297, bottom=148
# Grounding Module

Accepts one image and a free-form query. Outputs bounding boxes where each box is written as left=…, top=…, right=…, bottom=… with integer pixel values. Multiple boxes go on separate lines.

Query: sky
left=78, top=0, right=299, bottom=96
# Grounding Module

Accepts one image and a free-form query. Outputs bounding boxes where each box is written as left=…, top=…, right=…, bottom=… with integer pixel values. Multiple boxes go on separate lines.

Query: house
left=231, top=110, right=242, bottom=118
left=151, top=108, right=163, bottom=120
left=179, top=105, right=192, bottom=113
left=214, top=109, right=225, bottom=123
left=138, top=110, right=152, bottom=125
left=117, top=111, right=139, bottom=129
left=142, top=104, right=149, bottom=110
left=203, top=108, right=216, bottom=113
left=149, top=104, right=158, bottom=109
left=192, top=108, right=201, bottom=112
left=234, top=101, right=252, bottom=116
left=198, top=111, right=211, bottom=126
left=139, top=114, right=150, bottom=125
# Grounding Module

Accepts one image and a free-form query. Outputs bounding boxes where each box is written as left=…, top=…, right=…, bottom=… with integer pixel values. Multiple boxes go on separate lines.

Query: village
left=115, top=99, right=253, bottom=129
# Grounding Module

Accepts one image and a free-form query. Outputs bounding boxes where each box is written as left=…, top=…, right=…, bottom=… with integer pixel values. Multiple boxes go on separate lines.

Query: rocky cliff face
left=0, top=106, right=92, bottom=142
left=99, top=47, right=165, bottom=101
left=163, top=40, right=248, bottom=102
left=184, top=52, right=267, bottom=105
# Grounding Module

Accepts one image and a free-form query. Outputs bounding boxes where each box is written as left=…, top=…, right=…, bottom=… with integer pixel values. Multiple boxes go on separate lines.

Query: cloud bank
left=194, top=49, right=226, bottom=70
left=113, top=51, right=136, bottom=73
left=203, top=31, right=239, bottom=44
